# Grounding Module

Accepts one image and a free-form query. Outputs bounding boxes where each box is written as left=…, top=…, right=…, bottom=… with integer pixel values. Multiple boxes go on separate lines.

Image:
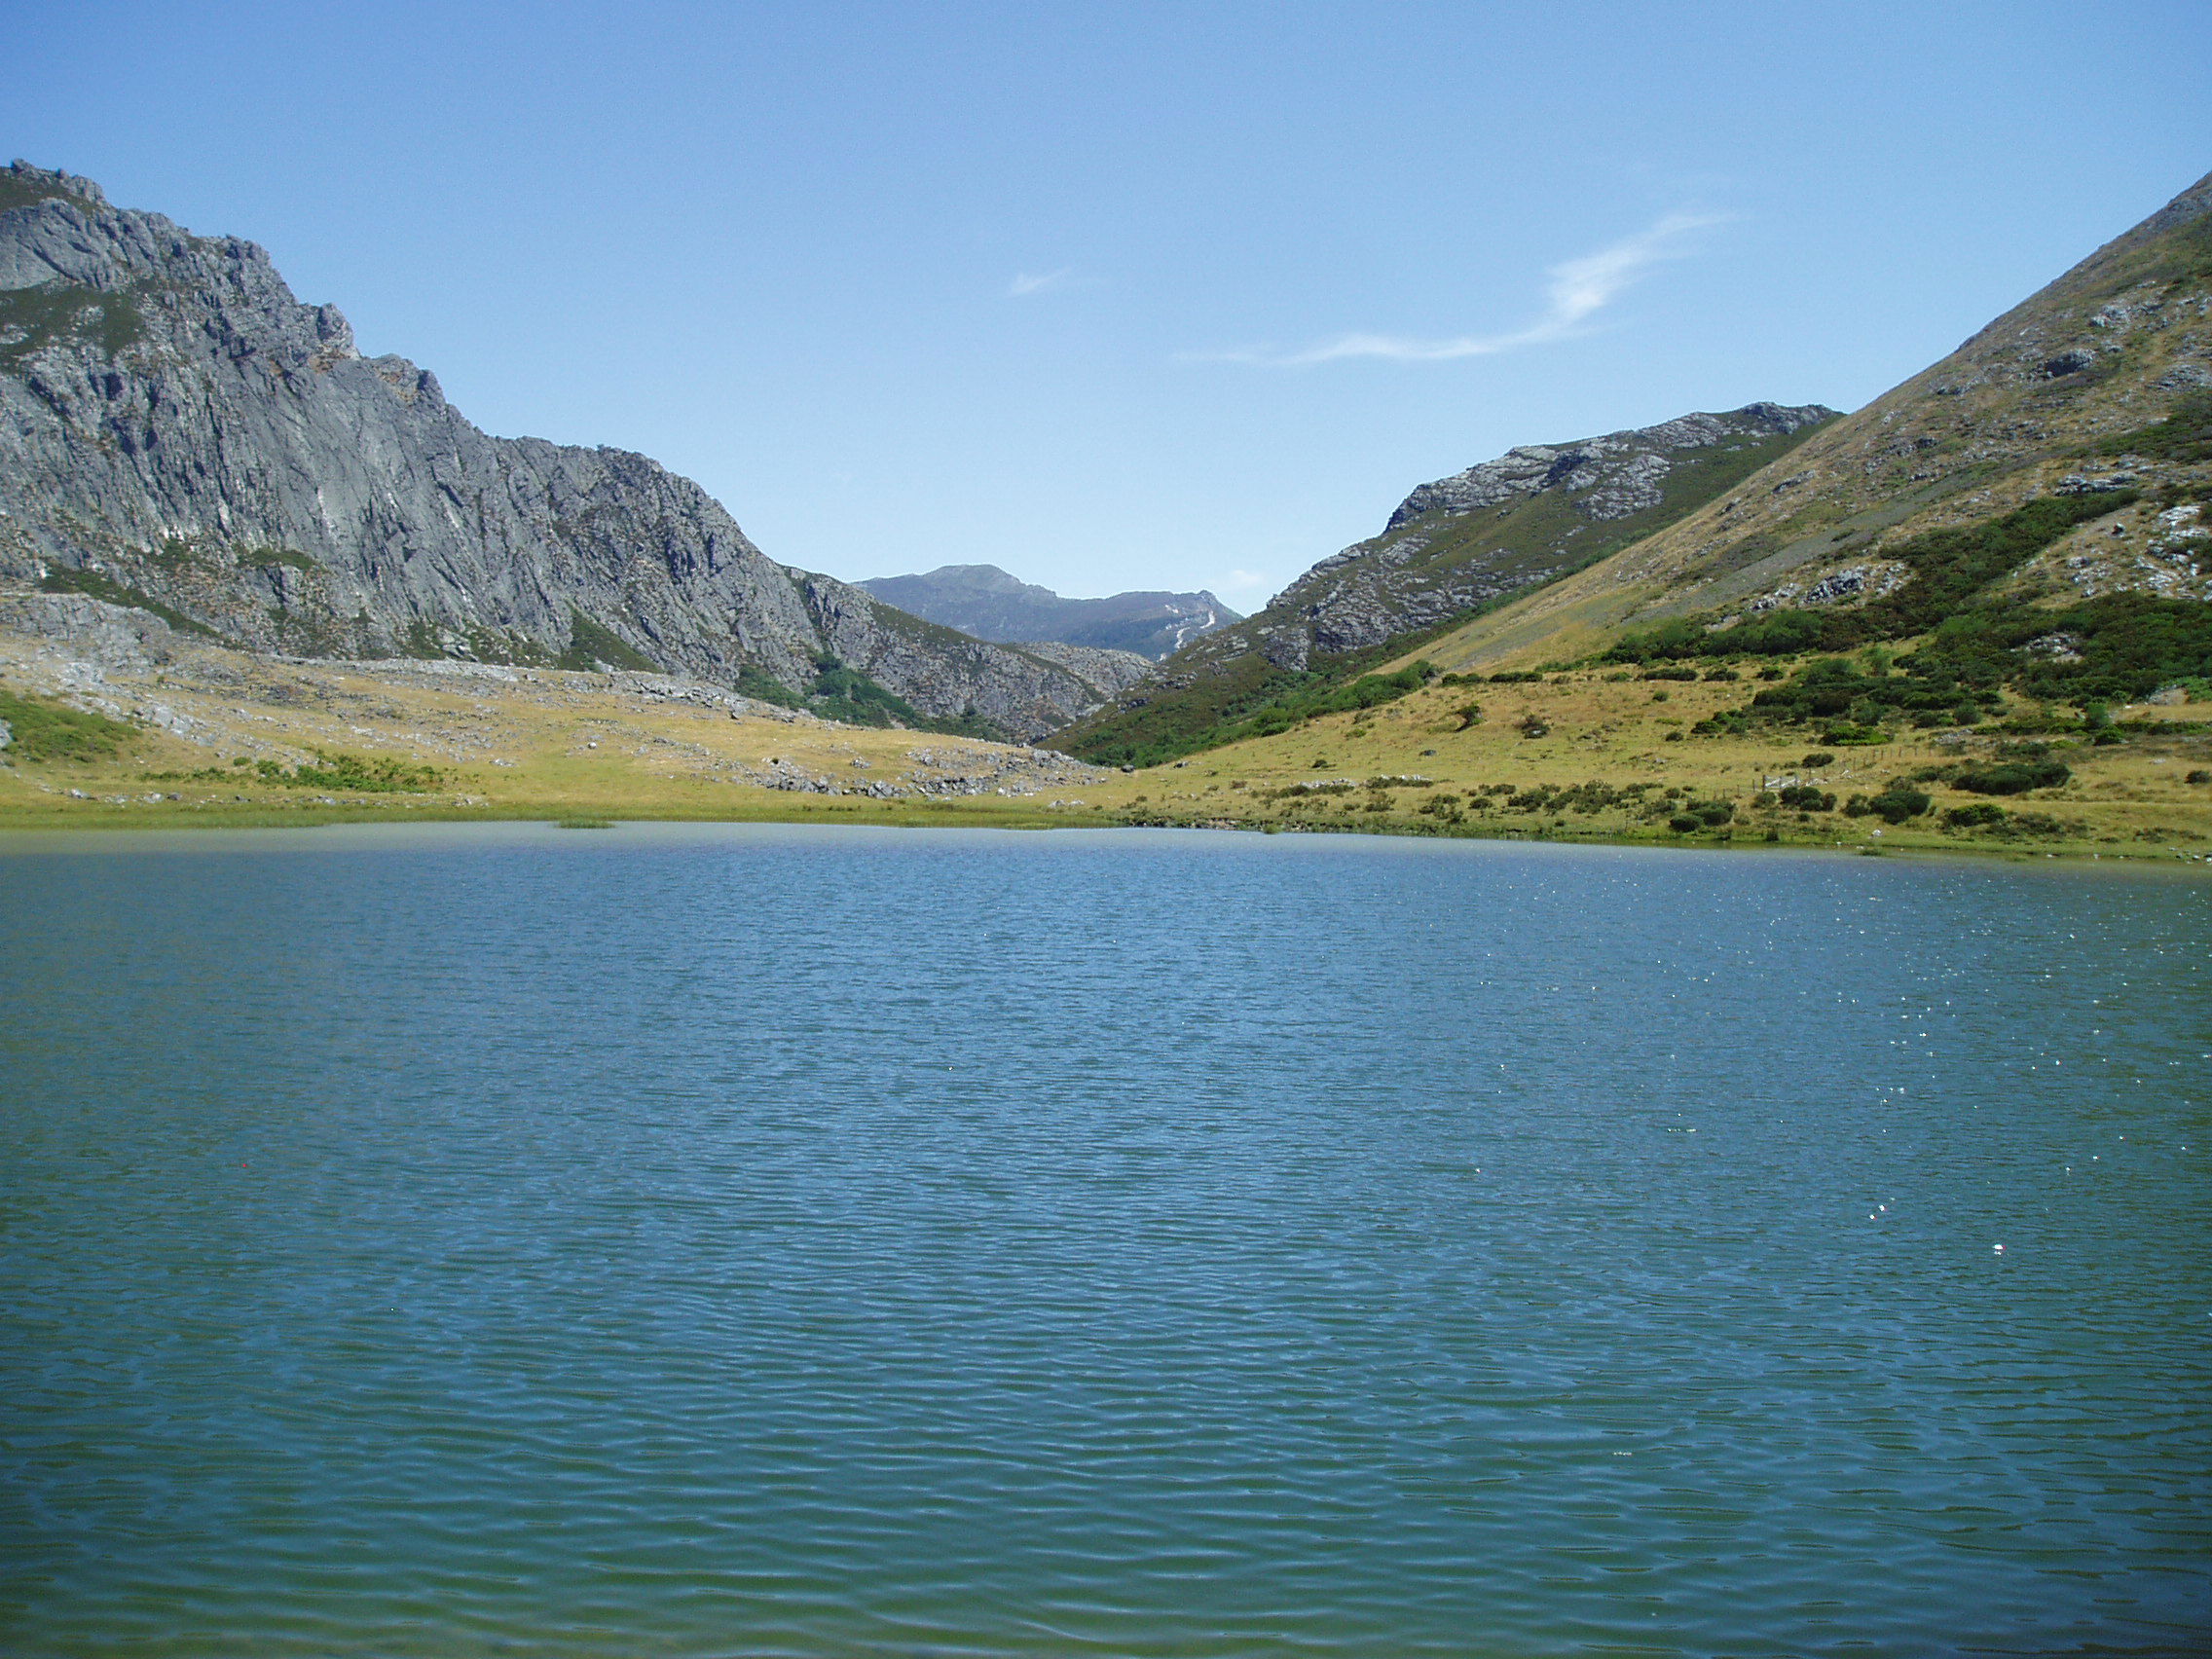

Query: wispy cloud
left=1193, top=210, right=1729, bottom=366
left=1211, top=568, right=1280, bottom=607
left=1008, top=267, right=1075, bottom=298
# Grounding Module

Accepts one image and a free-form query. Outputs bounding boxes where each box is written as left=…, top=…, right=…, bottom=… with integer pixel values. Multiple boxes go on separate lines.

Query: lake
left=1, top=825, right=2206, bottom=1657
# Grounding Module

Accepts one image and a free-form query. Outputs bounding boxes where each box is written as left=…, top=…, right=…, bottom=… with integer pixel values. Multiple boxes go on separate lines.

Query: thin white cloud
left=1008, top=267, right=1075, bottom=298
left=1211, top=568, right=1280, bottom=607
left=1193, top=210, right=1730, bottom=366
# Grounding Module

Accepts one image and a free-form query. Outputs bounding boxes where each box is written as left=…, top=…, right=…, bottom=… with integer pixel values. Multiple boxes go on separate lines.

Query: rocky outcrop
left=1054, top=402, right=1835, bottom=759
left=1003, top=638, right=1155, bottom=696
left=1388, top=406, right=1830, bottom=530
left=858, top=564, right=1239, bottom=658
left=0, top=163, right=1106, bottom=739
left=1175, top=404, right=1833, bottom=675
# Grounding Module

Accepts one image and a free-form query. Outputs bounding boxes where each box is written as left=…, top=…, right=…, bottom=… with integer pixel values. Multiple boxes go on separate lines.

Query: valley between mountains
left=3, top=162, right=2209, bottom=861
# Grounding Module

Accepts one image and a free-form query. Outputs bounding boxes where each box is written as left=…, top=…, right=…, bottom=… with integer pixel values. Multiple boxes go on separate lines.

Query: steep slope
left=1407, top=167, right=2212, bottom=673
left=859, top=564, right=1237, bottom=659
left=0, top=163, right=1110, bottom=740
left=1054, top=402, right=1834, bottom=765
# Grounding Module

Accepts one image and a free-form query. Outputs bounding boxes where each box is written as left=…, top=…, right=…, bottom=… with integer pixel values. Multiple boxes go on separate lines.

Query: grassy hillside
left=1056, top=415, right=1833, bottom=768
left=1081, top=659, right=2212, bottom=863
left=1403, top=168, right=2212, bottom=675
left=4, top=610, right=2204, bottom=864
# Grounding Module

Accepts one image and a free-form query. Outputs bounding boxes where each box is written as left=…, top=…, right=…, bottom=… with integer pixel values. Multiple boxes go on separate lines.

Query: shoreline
left=2, top=797, right=2205, bottom=872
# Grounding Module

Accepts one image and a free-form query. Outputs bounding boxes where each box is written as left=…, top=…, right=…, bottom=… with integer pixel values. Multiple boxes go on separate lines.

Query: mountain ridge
left=0, top=162, right=1122, bottom=741
left=1053, top=400, right=1836, bottom=765
left=858, top=564, right=1237, bottom=660
left=1397, top=167, right=2212, bottom=674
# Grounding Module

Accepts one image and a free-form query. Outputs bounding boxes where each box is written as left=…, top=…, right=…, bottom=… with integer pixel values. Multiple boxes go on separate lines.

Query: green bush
left=558, top=608, right=658, bottom=674
left=1856, top=787, right=1933, bottom=825
left=1820, top=721, right=1893, bottom=746
left=1952, top=757, right=2069, bottom=794
left=1943, top=801, right=2009, bottom=829
left=1609, top=493, right=2132, bottom=664
left=1777, top=785, right=1835, bottom=810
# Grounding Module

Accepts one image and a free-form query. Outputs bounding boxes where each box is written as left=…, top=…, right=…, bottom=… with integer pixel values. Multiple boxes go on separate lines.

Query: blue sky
left=6, top=2, right=2209, bottom=610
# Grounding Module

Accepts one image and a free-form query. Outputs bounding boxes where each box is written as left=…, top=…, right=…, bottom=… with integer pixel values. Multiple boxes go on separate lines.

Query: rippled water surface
left=2, top=825, right=2207, bottom=1657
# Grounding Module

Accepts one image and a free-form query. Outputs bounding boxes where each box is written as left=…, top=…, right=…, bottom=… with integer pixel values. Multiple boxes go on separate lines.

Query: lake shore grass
left=2, top=635, right=2208, bottom=866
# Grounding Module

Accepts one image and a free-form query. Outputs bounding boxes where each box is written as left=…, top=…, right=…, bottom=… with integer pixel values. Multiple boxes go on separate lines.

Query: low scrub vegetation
left=1593, top=485, right=2212, bottom=733
left=150, top=752, right=449, bottom=792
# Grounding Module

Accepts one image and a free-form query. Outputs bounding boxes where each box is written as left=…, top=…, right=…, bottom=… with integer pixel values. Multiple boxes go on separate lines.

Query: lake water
left=1, top=824, right=2207, bottom=1658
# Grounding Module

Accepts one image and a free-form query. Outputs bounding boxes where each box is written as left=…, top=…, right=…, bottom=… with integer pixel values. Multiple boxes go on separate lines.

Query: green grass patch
left=0, top=280, right=147, bottom=369
left=558, top=608, right=659, bottom=673
left=2094, top=390, right=2212, bottom=465
left=37, top=566, right=220, bottom=638
left=0, top=688, right=138, bottom=761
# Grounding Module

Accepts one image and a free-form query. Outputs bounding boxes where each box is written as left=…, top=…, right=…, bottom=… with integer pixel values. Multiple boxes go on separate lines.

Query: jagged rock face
left=858, top=564, right=1239, bottom=659
left=0, top=163, right=1106, bottom=740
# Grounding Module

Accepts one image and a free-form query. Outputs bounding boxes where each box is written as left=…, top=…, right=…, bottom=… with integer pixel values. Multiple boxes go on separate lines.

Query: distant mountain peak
left=859, top=567, right=1238, bottom=660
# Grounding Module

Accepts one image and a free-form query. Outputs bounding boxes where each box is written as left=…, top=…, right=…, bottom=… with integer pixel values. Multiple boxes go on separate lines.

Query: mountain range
left=858, top=566, right=1237, bottom=660
left=5, top=159, right=2207, bottom=784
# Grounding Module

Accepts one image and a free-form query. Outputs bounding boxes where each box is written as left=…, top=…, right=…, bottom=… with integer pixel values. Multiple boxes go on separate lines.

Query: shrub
left=2096, top=390, right=2212, bottom=465
left=1777, top=785, right=1835, bottom=811
left=1943, top=801, right=2009, bottom=829
left=1454, top=700, right=1484, bottom=729
left=1820, top=722, right=1893, bottom=746
left=1865, top=787, right=1933, bottom=825
left=1668, top=813, right=1702, bottom=832
left=1802, top=752, right=1834, bottom=768
left=1952, top=757, right=2070, bottom=794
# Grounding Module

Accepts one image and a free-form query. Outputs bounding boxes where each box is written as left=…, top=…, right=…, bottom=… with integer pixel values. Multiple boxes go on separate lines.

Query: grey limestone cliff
left=0, top=163, right=1109, bottom=740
